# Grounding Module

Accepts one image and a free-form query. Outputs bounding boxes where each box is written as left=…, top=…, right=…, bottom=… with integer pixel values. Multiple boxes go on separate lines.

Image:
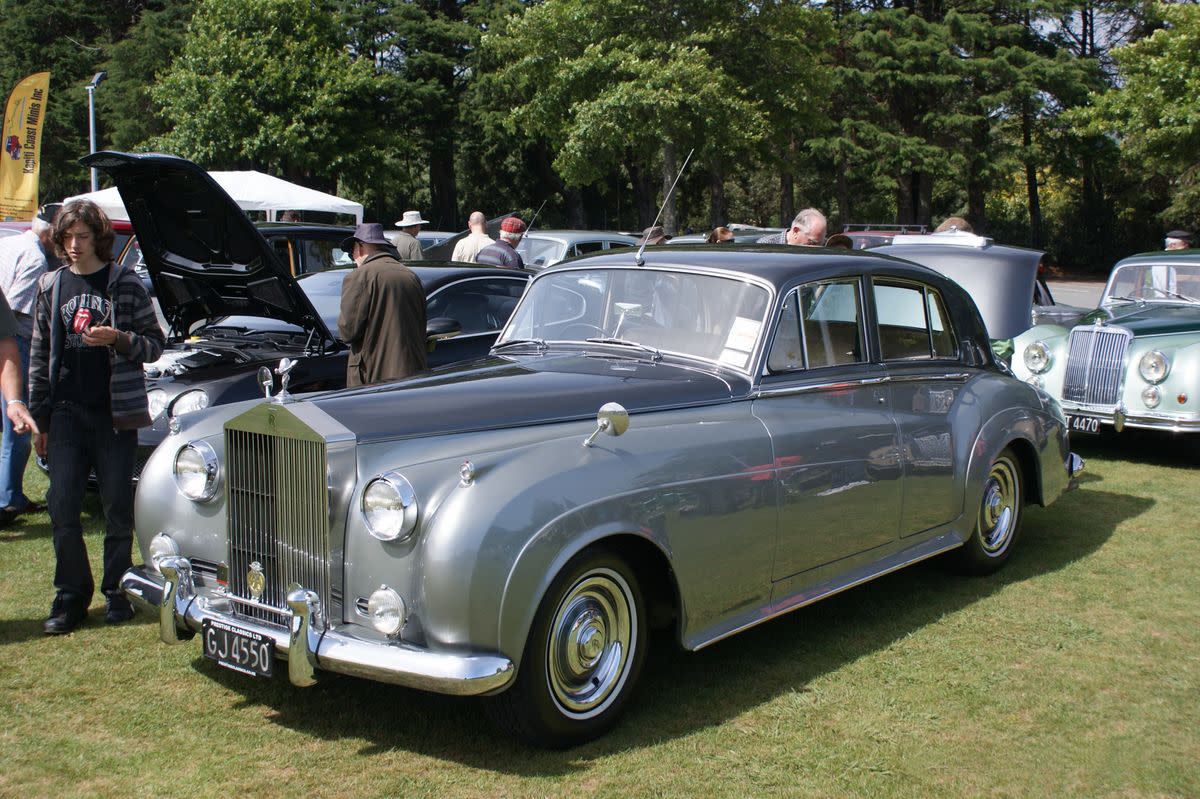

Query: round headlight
left=147, top=388, right=169, bottom=421
left=169, top=389, right=210, bottom=418
left=362, top=472, right=418, bottom=541
left=1142, top=385, right=1161, bottom=408
left=173, top=441, right=220, bottom=502
left=1138, top=350, right=1169, bottom=384
left=367, top=585, right=406, bottom=636
left=1023, top=341, right=1052, bottom=374
left=148, top=532, right=179, bottom=572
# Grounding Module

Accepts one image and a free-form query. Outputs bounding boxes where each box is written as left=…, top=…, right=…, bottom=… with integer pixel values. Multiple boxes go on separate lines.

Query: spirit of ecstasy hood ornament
left=257, top=357, right=298, bottom=403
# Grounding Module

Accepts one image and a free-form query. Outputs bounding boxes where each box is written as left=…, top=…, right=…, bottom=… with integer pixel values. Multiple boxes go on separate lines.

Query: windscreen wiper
left=492, top=338, right=548, bottom=352
left=585, top=337, right=662, bottom=361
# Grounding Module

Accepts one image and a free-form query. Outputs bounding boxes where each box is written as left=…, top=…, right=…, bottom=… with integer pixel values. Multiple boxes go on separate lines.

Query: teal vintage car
left=1012, top=250, right=1200, bottom=440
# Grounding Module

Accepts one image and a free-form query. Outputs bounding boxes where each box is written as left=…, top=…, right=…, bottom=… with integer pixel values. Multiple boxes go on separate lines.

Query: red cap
left=501, top=216, right=527, bottom=234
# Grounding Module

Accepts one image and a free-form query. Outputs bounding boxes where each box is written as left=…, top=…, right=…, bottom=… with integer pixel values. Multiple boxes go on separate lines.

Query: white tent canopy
left=65, top=170, right=363, bottom=224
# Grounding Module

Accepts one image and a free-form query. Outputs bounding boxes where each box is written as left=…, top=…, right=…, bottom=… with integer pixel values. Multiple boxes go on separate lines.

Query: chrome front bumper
left=1060, top=403, right=1200, bottom=434
left=121, top=558, right=515, bottom=696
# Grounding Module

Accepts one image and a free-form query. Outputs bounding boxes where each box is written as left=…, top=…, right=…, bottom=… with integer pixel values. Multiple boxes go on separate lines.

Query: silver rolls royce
left=123, top=243, right=1082, bottom=747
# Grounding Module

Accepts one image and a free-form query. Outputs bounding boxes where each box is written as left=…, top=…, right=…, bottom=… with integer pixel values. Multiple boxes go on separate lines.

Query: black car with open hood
left=76, top=152, right=531, bottom=478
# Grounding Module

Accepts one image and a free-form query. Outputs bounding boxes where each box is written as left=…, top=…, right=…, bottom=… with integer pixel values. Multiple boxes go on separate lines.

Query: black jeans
left=47, top=403, right=137, bottom=608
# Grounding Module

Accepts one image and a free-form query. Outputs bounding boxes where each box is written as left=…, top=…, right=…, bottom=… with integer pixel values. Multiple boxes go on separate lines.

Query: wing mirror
left=582, top=402, right=629, bottom=448
left=427, top=317, right=462, bottom=341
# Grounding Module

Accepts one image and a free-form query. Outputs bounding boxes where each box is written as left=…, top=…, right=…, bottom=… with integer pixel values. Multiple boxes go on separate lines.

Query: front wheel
left=486, top=550, right=646, bottom=748
left=951, top=448, right=1023, bottom=575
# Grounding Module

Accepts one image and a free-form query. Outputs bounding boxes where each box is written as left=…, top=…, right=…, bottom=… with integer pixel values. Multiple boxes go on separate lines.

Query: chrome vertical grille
left=225, top=427, right=329, bottom=628
left=1062, top=326, right=1130, bottom=406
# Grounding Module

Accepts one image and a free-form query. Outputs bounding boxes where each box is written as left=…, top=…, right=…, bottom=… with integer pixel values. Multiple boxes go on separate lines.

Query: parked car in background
left=670, top=226, right=783, bottom=244
left=876, top=231, right=1088, bottom=334
left=837, top=224, right=927, bottom=250
left=416, top=230, right=456, bottom=250
left=122, top=243, right=1080, bottom=747
left=516, top=229, right=638, bottom=269
left=1012, top=250, right=1200, bottom=441
left=80, top=151, right=531, bottom=478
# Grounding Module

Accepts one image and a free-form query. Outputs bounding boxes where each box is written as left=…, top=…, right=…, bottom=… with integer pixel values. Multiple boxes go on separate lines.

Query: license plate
left=203, top=619, right=274, bottom=678
left=1065, top=414, right=1100, bottom=434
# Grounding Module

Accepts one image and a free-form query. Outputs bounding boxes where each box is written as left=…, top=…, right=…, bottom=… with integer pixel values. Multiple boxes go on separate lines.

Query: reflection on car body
left=123, top=241, right=1081, bottom=747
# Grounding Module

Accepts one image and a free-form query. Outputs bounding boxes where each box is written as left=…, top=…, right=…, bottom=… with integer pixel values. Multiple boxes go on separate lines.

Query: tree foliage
left=1076, top=2, right=1200, bottom=225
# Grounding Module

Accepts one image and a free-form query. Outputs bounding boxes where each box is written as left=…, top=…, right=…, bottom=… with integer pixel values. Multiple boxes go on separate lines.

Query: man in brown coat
left=337, top=223, right=427, bottom=387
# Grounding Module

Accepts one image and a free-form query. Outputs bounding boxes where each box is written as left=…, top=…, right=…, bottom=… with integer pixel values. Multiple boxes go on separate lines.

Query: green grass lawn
left=1, top=433, right=1197, bottom=798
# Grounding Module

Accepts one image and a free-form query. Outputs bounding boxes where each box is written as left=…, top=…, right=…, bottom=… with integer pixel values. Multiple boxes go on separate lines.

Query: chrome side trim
left=122, top=563, right=515, bottom=696
left=754, top=372, right=969, bottom=398
left=693, top=533, right=962, bottom=651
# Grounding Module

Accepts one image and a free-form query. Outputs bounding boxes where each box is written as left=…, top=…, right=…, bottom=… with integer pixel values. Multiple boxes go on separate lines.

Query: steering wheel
left=559, top=323, right=606, bottom=340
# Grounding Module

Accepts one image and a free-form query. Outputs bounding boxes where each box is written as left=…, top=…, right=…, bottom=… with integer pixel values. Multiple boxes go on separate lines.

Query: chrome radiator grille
left=225, top=427, right=329, bottom=628
left=1062, top=327, right=1130, bottom=406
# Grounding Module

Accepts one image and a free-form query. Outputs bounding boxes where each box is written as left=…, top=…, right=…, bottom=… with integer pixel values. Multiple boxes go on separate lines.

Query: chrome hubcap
left=547, top=569, right=635, bottom=717
left=978, top=457, right=1019, bottom=555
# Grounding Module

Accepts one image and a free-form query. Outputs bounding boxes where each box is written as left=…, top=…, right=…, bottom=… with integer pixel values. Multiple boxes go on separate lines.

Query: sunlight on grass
left=1, top=435, right=1196, bottom=797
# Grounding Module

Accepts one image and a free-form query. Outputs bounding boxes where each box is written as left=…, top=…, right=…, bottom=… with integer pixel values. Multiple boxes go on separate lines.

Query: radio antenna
left=635, top=147, right=694, bottom=266
left=526, top=198, right=548, bottom=232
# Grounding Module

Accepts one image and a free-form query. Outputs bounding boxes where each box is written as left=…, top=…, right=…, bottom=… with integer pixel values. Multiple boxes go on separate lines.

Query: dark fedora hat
left=340, top=222, right=391, bottom=252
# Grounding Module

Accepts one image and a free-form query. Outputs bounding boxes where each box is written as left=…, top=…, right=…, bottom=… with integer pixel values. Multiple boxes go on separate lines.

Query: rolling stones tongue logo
left=72, top=308, right=95, bottom=334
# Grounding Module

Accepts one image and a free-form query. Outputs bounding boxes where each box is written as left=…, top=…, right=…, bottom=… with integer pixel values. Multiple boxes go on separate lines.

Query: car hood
left=874, top=243, right=1041, bottom=340
left=81, top=151, right=332, bottom=341
left=309, top=352, right=743, bottom=442
left=1085, top=302, right=1200, bottom=336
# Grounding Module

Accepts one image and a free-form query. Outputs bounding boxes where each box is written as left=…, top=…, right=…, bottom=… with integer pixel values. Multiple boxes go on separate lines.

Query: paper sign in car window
left=724, top=317, right=760, bottom=354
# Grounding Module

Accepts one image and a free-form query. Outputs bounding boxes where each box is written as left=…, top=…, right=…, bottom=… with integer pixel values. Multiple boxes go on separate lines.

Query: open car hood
left=875, top=240, right=1042, bottom=340
left=81, top=151, right=333, bottom=341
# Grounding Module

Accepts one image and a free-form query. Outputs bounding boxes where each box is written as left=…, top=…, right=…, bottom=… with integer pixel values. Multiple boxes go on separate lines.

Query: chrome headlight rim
left=172, top=440, right=221, bottom=502
left=169, top=388, right=210, bottom=418
left=362, top=471, right=419, bottom=542
left=1023, top=341, right=1052, bottom=374
left=1138, top=350, right=1169, bottom=384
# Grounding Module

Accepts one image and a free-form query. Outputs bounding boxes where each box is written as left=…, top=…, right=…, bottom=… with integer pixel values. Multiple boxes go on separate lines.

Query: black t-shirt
left=56, top=265, right=113, bottom=411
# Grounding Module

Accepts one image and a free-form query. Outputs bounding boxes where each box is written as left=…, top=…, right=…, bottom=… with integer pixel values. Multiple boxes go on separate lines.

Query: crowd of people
left=0, top=194, right=1193, bottom=637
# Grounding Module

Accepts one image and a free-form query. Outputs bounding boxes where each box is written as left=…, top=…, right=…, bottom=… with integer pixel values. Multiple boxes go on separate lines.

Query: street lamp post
left=86, top=71, right=107, bottom=192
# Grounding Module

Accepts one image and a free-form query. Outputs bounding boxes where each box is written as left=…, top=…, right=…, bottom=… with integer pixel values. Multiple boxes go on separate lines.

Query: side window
left=874, top=280, right=957, bottom=360
left=294, top=238, right=352, bottom=275
left=802, top=279, right=865, bottom=368
left=766, top=279, right=865, bottom=373
left=427, top=279, right=528, bottom=334
left=120, top=238, right=144, bottom=270
left=766, top=292, right=803, bottom=372
left=576, top=241, right=605, bottom=255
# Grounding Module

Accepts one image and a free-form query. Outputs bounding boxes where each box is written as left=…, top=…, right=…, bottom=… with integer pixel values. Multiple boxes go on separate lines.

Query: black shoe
left=105, top=593, right=135, bottom=625
left=44, top=596, right=86, bottom=635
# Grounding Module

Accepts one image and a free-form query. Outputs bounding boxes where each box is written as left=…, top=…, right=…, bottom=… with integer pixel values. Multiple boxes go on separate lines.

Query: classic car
left=516, top=229, right=638, bottom=269
left=1011, top=249, right=1200, bottom=439
left=80, top=151, right=530, bottom=476
left=876, top=231, right=1088, bottom=332
left=838, top=223, right=927, bottom=250
left=121, top=243, right=1082, bottom=747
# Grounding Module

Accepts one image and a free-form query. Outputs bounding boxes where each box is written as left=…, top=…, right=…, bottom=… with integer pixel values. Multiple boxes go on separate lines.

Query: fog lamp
left=1141, top=386, right=1161, bottom=408
left=148, top=533, right=179, bottom=572
left=367, top=586, right=406, bottom=636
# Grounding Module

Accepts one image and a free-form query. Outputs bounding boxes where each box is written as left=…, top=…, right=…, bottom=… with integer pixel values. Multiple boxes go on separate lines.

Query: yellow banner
left=0, top=71, right=50, bottom=220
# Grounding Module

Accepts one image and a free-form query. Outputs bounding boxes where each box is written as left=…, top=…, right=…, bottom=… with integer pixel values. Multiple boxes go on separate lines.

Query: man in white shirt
left=0, top=206, right=54, bottom=522
left=451, top=211, right=494, bottom=263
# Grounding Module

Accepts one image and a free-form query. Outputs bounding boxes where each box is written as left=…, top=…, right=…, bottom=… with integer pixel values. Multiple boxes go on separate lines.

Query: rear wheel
left=486, top=549, right=646, bottom=748
left=951, top=448, right=1023, bottom=575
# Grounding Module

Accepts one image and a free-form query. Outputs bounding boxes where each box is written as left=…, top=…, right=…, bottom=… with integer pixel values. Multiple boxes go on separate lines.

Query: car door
left=425, top=275, right=529, bottom=366
left=872, top=278, right=966, bottom=535
left=753, top=277, right=903, bottom=582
